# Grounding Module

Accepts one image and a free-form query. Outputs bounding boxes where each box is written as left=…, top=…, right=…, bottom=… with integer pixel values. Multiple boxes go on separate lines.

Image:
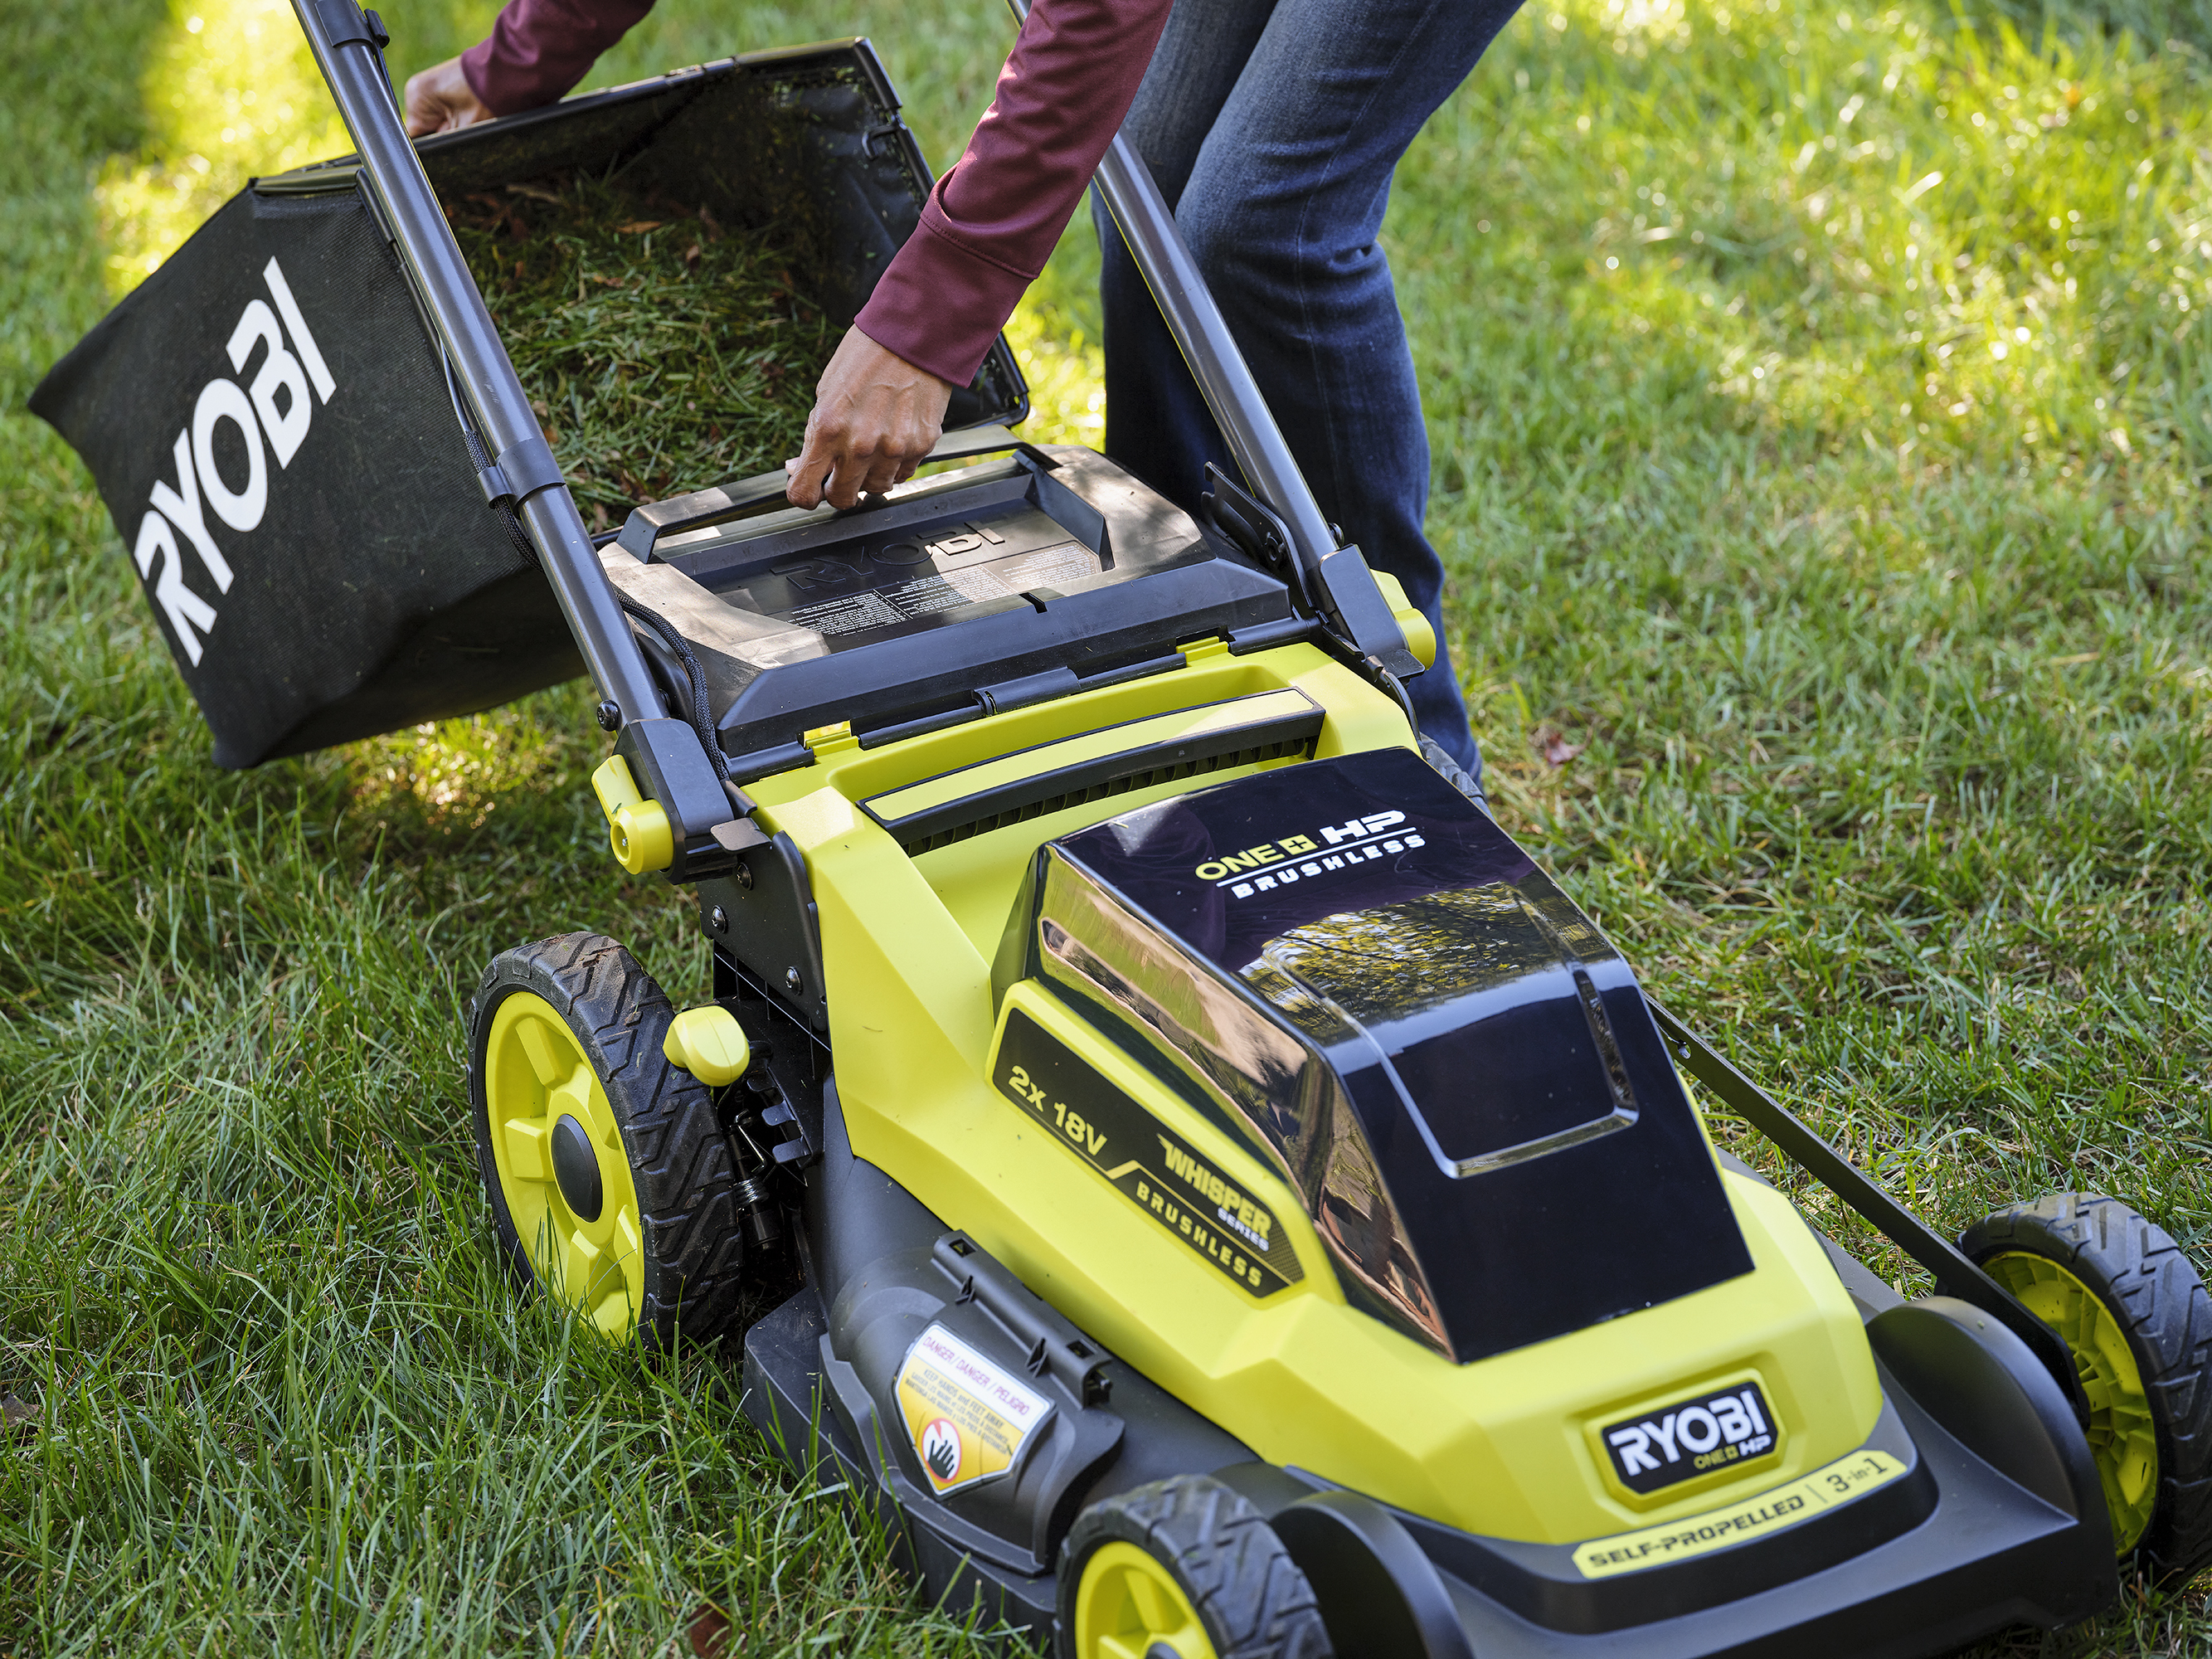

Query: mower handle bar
left=1001, top=0, right=1421, bottom=684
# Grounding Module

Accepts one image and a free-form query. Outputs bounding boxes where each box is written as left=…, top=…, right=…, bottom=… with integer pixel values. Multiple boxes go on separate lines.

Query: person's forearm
left=459, top=0, right=656, bottom=115
left=854, top=0, right=1174, bottom=389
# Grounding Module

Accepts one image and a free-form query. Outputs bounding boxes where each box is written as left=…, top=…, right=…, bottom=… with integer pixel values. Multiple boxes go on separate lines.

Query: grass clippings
left=445, top=171, right=837, bottom=522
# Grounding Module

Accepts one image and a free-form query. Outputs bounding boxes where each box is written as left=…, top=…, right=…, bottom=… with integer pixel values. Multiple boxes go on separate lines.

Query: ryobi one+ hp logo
left=134, top=258, right=335, bottom=665
left=1601, top=1381, right=1778, bottom=1496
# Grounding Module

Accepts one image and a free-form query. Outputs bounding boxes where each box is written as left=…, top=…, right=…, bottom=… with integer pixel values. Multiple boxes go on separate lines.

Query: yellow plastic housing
left=1371, top=569, right=1437, bottom=669
left=591, top=755, right=673, bottom=874
left=732, top=637, right=1885, bottom=1547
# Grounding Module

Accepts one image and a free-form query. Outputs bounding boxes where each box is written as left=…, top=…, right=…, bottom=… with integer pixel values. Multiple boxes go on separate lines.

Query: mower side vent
left=860, top=688, right=1326, bottom=858
left=897, top=734, right=1315, bottom=856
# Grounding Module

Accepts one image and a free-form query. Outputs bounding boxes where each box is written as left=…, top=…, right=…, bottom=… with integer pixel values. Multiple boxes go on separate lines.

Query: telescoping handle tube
left=1089, top=130, right=1337, bottom=572
left=289, top=0, right=746, bottom=882
left=1002, top=0, right=1421, bottom=685
left=287, top=0, right=664, bottom=729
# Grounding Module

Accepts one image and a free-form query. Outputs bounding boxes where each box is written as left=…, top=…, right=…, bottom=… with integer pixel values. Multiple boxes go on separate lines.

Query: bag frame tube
left=287, top=0, right=667, bottom=729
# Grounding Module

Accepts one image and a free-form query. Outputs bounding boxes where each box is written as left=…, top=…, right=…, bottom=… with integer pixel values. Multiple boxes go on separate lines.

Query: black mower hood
left=1009, top=747, right=1753, bottom=1364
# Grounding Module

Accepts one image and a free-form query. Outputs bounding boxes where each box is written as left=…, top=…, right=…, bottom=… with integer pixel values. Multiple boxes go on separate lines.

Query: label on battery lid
left=781, top=541, right=1095, bottom=638
left=894, top=1322, right=1056, bottom=1496
left=1572, top=1448, right=1908, bottom=1579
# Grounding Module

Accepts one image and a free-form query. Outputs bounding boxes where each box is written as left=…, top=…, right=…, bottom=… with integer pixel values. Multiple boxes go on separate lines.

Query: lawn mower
left=45, top=1, right=2212, bottom=1652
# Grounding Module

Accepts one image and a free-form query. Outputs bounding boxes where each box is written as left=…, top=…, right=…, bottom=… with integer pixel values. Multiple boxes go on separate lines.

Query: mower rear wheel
left=1057, top=1475, right=1331, bottom=1659
left=1962, top=1193, right=2212, bottom=1581
left=468, top=932, right=746, bottom=1348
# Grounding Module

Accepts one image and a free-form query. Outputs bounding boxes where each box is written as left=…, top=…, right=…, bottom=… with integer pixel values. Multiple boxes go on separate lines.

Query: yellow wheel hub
left=1071, top=1541, right=1218, bottom=1659
left=1985, top=1250, right=2159, bottom=1554
left=483, top=990, right=644, bottom=1338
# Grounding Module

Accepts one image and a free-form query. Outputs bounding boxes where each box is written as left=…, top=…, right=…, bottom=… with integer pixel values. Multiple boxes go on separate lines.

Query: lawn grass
left=3, top=0, right=2210, bottom=1652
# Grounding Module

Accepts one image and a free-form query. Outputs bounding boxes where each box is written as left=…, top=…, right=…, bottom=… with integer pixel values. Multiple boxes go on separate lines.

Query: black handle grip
left=613, top=423, right=1029, bottom=560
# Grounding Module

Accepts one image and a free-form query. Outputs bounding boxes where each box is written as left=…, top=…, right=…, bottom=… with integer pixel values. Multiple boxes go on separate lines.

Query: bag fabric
left=31, top=46, right=1027, bottom=768
left=32, top=186, right=562, bottom=768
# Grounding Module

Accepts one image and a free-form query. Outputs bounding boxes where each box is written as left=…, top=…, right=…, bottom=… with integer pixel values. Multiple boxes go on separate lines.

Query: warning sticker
left=1572, top=1448, right=1908, bottom=1578
left=894, top=1323, right=1056, bottom=1496
left=994, top=1008, right=1305, bottom=1298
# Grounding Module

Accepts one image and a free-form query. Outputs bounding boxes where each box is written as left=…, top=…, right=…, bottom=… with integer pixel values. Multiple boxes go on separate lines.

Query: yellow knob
left=664, top=1005, right=751, bottom=1087
left=610, top=802, right=673, bottom=874
left=592, top=755, right=673, bottom=874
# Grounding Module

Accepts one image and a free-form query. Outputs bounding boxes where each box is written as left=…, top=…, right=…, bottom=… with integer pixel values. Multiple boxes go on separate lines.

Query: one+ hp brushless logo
left=1192, top=810, right=1428, bottom=902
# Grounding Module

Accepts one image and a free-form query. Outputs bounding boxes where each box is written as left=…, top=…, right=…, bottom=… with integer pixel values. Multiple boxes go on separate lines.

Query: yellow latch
left=1371, top=571, right=1437, bottom=671
left=664, top=1005, right=751, bottom=1086
left=591, top=755, right=673, bottom=875
left=803, top=720, right=860, bottom=757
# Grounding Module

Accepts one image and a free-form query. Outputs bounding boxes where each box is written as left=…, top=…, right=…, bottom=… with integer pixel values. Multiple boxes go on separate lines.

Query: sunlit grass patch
left=93, top=0, right=348, bottom=290
left=1003, top=212, right=1108, bottom=445
left=1001, top=307, right=1106, bottom=446
left=1410, top=0, right=2212, bottom=478
left=337, top=704, right=592, bottom=836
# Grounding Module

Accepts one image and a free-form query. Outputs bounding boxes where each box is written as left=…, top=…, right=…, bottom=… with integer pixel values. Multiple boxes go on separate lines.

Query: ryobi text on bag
left=132, top=257, right=335, bottom=665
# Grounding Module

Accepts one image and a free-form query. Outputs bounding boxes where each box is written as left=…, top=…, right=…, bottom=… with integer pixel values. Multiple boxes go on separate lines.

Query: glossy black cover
left=1038, top=747, right=1753, bottom=1363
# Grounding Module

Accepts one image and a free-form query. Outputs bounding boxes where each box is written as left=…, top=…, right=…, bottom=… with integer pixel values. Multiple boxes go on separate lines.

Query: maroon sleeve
left=459, top=0, right=655, bottom=116
left=854, top=0, right=1174, bottom=388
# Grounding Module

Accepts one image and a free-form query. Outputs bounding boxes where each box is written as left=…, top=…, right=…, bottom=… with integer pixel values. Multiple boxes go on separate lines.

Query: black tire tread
left=1962, top=1191, right=2212, bottom=1584
left=1418, top=735, right=1489, bottom=815
left=1057, top=1474, right=1331, bottom=1659
left=467, top=932, right=746, bottom=1349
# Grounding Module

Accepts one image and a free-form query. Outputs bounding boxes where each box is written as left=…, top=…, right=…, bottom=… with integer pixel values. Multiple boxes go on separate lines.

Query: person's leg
left=1104, top=0, right=1524, bottom=776
left=1093, top=0, right=1275, bottom=506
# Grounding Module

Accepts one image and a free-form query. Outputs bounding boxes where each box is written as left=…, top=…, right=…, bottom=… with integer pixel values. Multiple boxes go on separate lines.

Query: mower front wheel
left=1057, top=1475, right=1332, bottom=1659
left=1962, top=1192, right=2212, bottom=1583
left=467, top=932, right=746, bottom=1348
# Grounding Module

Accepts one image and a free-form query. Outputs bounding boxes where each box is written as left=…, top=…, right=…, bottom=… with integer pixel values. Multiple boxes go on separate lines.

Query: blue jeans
left=1095, top=0, right=1523, bottom=776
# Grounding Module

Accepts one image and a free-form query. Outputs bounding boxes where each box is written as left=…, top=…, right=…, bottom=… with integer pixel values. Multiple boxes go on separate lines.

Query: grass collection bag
left=31, top=41, right=1028, bottom=768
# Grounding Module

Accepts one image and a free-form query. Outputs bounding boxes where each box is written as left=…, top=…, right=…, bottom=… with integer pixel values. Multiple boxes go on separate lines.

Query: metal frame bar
left=1085, top=131, right=1339, bottom=572
left=287, top=0, right=665, bottom=727
left=1648, top=1000, right=2090, bottom=1419
left=999, top=0, right=1417, bottom=686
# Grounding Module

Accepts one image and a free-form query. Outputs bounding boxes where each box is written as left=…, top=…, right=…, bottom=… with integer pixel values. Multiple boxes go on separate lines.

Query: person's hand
left=785, top=327, right=952, bottom=510
left=404, top=56, right=493, bottom=138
